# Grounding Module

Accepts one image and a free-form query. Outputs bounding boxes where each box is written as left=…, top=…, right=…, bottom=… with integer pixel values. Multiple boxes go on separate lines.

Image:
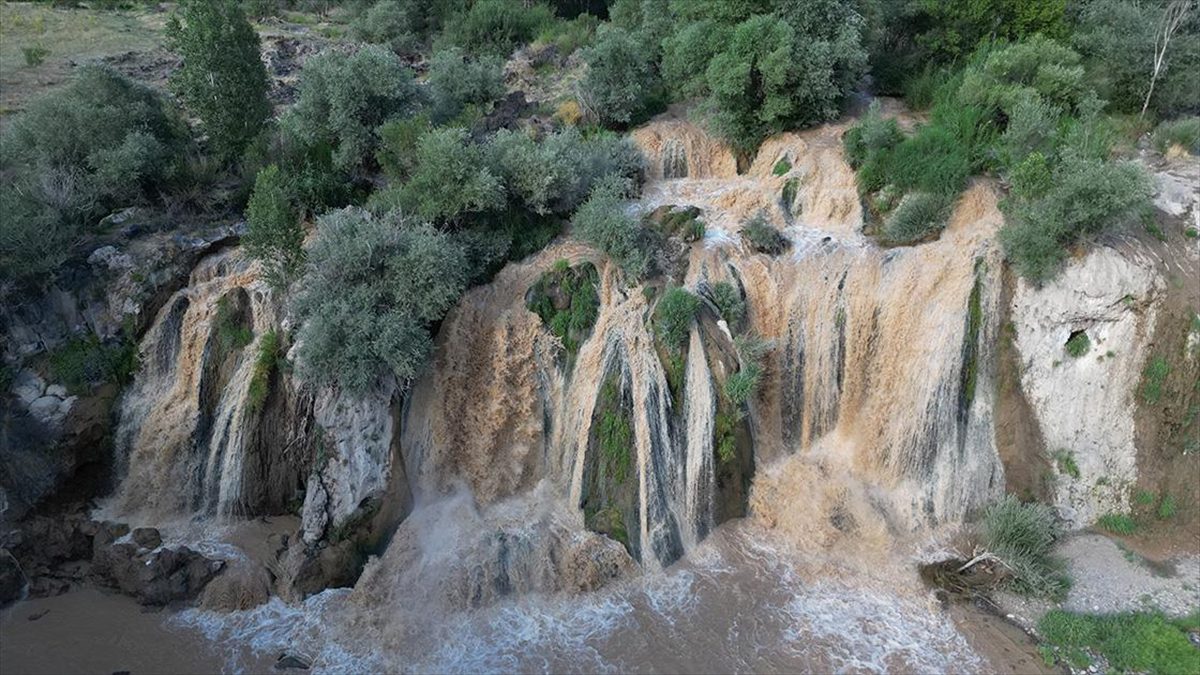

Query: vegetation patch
left=1054, top=450, right=1081, bottom=480
left=526, top=260, right=600, bottom=360
left=1141, top=356, right=1171, bottom=404
left=961, top=274, right=984, bottom=407
left=653, top=286, right=701, bottom=400
left=598, top=378, right=633, bottom=486
left=247, top=330, right=280, bottom=413
left=772, top=157, right=791, bottom=176
left=1038, top=609, right=1200, bottom=675
left=1096, top=513, right=1138, bottom=536
left=1152, top=117, right=1200, bottom=156
left=48, top=330, right=139, bottom=395
left=708, top=281, right=745, bottom=328
left=1065, top=331, right=1092, bottom=358
left=979, top=496, right=1069, bottom=599
left=740, top=213, right=790, bottom=255
left=645, top=205, right=705, bottom=243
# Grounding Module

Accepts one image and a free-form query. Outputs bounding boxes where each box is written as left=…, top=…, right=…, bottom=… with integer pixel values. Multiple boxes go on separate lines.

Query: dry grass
left=0, top=2, right=167, bottom=120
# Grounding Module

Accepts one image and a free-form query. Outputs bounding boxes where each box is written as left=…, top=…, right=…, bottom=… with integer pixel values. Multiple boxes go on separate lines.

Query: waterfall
left=106, top=248, right=275, bottom=523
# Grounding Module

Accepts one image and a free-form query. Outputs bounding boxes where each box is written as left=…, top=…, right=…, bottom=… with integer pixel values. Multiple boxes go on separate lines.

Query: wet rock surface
left=0, top=548, right=28, bottom=607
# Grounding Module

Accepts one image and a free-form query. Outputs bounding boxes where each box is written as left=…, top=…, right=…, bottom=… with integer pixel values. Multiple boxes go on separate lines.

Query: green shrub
left=1157, top=494, right=1178, bottom=520
left=281, top=46, right=420, bottom=175
left=22, top=45, right=50, bottom=67
left=215, top=296, right=254, bottom=351
left=655, top=286, right=701, bottom=350
left=844, top=102, right=904, bottom=169
left=889, top=125, right=972, bottom=196
left=957, top=36, right=1087, bottom=122
left=47, top=332, right=139, bottom=394
left=714, top=409, right=738, bottom=464
left=378, top=127, right=504, bottom=222
left=725, top=364, right=761, bottom=407
left=427, top=48, right=506, bottom=124
left=244, top=164, right=304, bottom=290
left=741, top=213, right=789, bottom=255
left=167, top=0, right=271, bottom=160
left=0, top=66, right=189, bottom=283
left=1039, top=610, right=1200, bottom=675
left=1141, top=356, right=1170, bottom=404
left=1096, top=513, right=1137, bottom=535
left=247, top=329, right=279, bottom=412
left=1065, top=331, right=1091, bottom=358
left=579, top=26, right=660, bottom=127
left=882, top=192, right=953, bottom=245
left=350, top=0, right=422, bottom=54
left=981, top=496, right=1069, bottom=599
left=487, top=127, right=643, bottom=216
left=1152, top=117, right=1200, bottom=155
left=537, top=13, right=600, bottom=55
left=291, top=208, right=468, bottom=392
left=709, top=281, right=744, bottom=326
left=572, top=178, right=648, bottom=278
left=526, top=262, right=600, bottom=356
left=1054, top=450, right=1080, bottom=479
left=442, top=0, right=553, bottom=56
left=598, top=378, right=633, bottom=484
left=772, top=157, right=791, bottom=176
left=374, top=115, right=431, bottom=181
left=660, top=18, right=731, bottom=100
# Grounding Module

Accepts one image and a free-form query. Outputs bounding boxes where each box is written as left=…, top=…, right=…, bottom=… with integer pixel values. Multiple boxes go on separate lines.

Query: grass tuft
left=1039, top=610, right=1200, bottom=675
left=981, top=496, right=1069, bottom=599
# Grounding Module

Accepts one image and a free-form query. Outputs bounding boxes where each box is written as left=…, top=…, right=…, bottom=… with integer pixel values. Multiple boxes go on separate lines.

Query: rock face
left=1011, top=247, right=1162, bottom=526
left=93, top=543, right=224, bottom=606
left=0, top=548, right=27, bottom=607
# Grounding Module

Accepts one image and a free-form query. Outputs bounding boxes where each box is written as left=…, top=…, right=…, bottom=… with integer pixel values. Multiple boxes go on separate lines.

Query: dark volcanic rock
left=94, top=543, right=225, bottom=606
left=131, top=527, right=162, bottom=550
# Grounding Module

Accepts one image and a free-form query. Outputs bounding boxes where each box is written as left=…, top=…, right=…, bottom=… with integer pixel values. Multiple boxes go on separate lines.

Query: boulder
left=131, top=527, right=162, bottom=550
left=94, top=542, right=224, bottom=606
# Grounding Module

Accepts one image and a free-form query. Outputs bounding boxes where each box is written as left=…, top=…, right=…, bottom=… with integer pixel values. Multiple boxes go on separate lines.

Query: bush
left=281, top=46, right=420, bottom=175
left=1152, top=117, right=1200, bottom=155
left=889, top=126, right=972, bottom=196
left=442, top=0, right=553, bottom=57
left=708, top=281, right=744, bottom=326
left=22, top=45, right=50, bottom=67
left=725, top=364, right=761, bottom=407
left=537, top=13, right=600, bottom=55
left=377, top=127, right=505, bottom=221
left=0, top=66, right=189, bottom=282
left=1039, top=610, right=1200, bottom=675
left=350, top=0, right=422, bottom=54
left=167, top=0, right=271, bottom=160
left=247, top=329, right=279, bottom=412
left=579, top=25, right=660, bottom=127
left=572, top=177, right=648, bottom=278
left=957, top=36, right=1088, bottom=122
left=1141, top=356, right=1170, bottom=404
left=661, top=19, right=731, bottom=100
left=47, top=331, right=139, bottom=394
left=980, top=496, right=1068, bottom=599
left=291, top=208, right=468, bottom=392
left=655, top=286, right=701, bottom=350
left=1065, top=331, right=1091, bottom=358
left=487, top=127, right=643, bottom=216
left=526, top=261, right=599, bottom=355
left=741, top=213, right=789, bottom=255
left=244, top=164, right=304, bottom=289
left=374, top=114, right=431, bottom=181
left=427, top=48, right=506, bottom=124
left=882, top=192, right=953, bottom=245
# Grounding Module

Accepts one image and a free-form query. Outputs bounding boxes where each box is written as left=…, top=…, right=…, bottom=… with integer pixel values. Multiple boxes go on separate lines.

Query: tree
left=1142, top=0, right=1193, bottom=119
left=244, top=164, right=304, bottom=289
left=379, top=127, right=505, bottom=221
left=166, top=0, right=270, bottom=160
left=426, top=48, right=506, bottom=124
left=572, top=177, right=648, bottom=278
left=291, top=208, right=468, bottom=392
left=281, top=46, right=420, bottom=175
left=579, top=26, right=660, bottom=126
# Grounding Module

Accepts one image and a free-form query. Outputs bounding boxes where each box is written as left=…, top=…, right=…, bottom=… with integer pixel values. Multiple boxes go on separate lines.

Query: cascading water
left=107, top=248, right=277, bottom=522
left=121, top=114, right=1015, bottom=673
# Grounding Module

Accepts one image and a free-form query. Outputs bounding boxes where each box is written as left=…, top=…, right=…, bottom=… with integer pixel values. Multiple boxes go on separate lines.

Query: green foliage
left=702, top=8, right=867, bottom=152
left=349, top=0, right=427, bottom=54
left=281, top=46, right=420, bottom=175
left=215, top=296, right=254, bottom=351
left=442, top=0, right=553, bottom=56
left=1039, top=609, right=1200, bottom=675
left=374, top=114, right=431, bottom=181
left=1001, top=154, right=1152, bottom=283
left=291, top=207, right=468, bottom=392
left=958, top=36, right=1088, bottom=122
left=1054, top=450, right=1081, bottom=479
left=741, top=213, right=789, bottom=255
left=771, top=157, right=791, bottom=176
left=537, top=13, right=600, bottom=55
left=0, top=66, right=188, bottom=282
left=981, top=495, right=1069, bottom=599
left=882, top=192, right=953, bottom=245
left=654, top=286, right=701, bottom=350
left=843, top=102, right=903, bottom=175
left=889, top=126, right=972, bottom=196
left=247, top=329, right=279, bottom=413
left=724, top=363, right=761, bottom=407
left=1141, top=356, right=1171, bottom=404
left=166, top=0, right=270, bottom=160
left=427, top=48, right=506, bottom=124
left=1096, top=513, right=1137, bottom=535
left=598, top=378, right=632, bottom=484
left=1158, top=494, right=1178, bottom=520
left=1153, top=117, right=1200, bottom=155
left=22, top=45, right=50, bottom=66
left=1065, top=331, right=1091, bottom=358
left=379, top=127, right=504, bottom=221
left=714, top=409, right=738, bottom=464
left=1071, top=0, right=1200, bottom=118
left=526, top=261, right=600, bottom=356
left=244, top=164, right=305, bottom=289
left=47, top=331, right=139, bottom=394
left=661, top=19, right=731, bottom=100
left=709, top=281, right=745, bottom=326
left=580, top=26, right=661, bottom=127
left=572, top=178, right=648, bottom=278
left=487, top=127, right=643, bottom=216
